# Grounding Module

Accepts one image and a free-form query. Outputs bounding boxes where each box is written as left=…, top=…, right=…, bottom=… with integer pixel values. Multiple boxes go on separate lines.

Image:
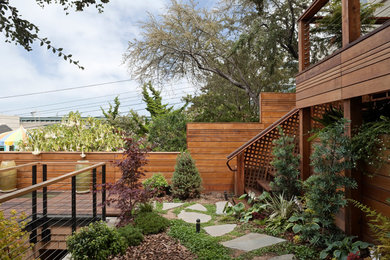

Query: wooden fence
left=0, top=152, right=179, bottom=191
left=187, top=123, right=266, bottom=191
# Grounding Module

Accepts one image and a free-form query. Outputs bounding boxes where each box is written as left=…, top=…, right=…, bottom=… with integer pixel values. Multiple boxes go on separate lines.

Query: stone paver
left=269, top=254, right=295, bottom=260
left=162, top=202, right=184, bottom=210
left=178, top=210, right=211, bottom=224
left=204, top=224, right=237, bottom=237
left=215, top=201, right=232, bottom=215
left=106, top=217, right=118, bottom=228
left=221, top=233, right=286, bottom=252
left=186, top=203, right=207, bottom=212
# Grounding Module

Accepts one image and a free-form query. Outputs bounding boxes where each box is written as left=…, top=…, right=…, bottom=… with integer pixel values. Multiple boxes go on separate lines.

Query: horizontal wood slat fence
left=0, top=152, right=179, bottom=191
left=187, top=123, right=266, bottom=192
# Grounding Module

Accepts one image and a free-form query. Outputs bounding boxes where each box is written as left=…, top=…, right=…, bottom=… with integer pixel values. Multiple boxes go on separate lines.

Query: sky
left=0, top=0, right=214, bottom=118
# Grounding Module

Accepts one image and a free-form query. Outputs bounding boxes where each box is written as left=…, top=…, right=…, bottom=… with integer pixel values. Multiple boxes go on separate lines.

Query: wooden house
left=227, top=0, right=390, bottom=242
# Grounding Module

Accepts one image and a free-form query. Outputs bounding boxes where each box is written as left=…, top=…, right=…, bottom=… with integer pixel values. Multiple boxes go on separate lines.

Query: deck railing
left=0, top=161, right=107, bottom=259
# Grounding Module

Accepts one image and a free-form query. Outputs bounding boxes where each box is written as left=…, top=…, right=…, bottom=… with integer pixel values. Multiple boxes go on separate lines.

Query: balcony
left=296, top=0, right=390, bottom=108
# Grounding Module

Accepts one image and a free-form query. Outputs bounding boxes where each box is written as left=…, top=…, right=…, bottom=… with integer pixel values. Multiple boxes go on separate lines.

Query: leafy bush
left=270, top=127, right=302, bottom=199
left=171, top=152, right=202, bottom=199
left=304, top=119, right=357, bottom=246
left=18, top=111, right=124, bottom=153
left=352, top=116, right=390, bottom=172
left=106, top=137, right=152, bottom=226
left=142, top=173, right=169, bottom=196
left=263, top=193, right=299, bottom=235
left=319, top=236, right=371, bottom=260
left=168, top=219, right=231, bottom=260
left=148, top=110, right=189, bottom=152
left=134, top=212, right=170, bottom=235
left=0, top=209, right=32, bottom=260
left=223, top=201, right=246, bottom=220
left=117, top=225, right=144, bottom=247
left=66, top=221, right=126, bottom=260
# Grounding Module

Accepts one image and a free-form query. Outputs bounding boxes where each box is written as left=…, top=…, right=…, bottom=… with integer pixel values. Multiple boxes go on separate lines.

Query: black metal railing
left=0, top=161, right=107, bottom=259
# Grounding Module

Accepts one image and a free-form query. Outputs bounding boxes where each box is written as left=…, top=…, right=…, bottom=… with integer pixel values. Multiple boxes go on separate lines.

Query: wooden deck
left=0, top=190, right=119, bottom=219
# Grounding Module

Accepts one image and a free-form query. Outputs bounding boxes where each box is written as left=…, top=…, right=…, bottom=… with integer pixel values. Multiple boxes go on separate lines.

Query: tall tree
left=124, top=0, right=294, bottom=110
left=0, top=0, right=109, bottom=69
left=186, top=74, right=259, bottom=122
left=142, top=82, right=172, bottom=118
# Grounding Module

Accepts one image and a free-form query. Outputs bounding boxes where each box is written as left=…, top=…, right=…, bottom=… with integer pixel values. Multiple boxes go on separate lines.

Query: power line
left=0, top=79, right=132, bottom=100
left=5, top=86, right=196, bottom=115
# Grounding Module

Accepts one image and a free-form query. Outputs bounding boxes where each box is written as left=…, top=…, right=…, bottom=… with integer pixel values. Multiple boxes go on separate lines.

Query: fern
left=350, top=199, right=390, bottom=259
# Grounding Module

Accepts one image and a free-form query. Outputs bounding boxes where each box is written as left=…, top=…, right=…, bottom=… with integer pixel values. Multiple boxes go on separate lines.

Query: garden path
left=161, top=201, right=293, bottom=257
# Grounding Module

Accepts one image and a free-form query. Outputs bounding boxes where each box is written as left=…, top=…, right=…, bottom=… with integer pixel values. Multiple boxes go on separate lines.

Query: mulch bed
left=110, top=233, right=195, bottom=260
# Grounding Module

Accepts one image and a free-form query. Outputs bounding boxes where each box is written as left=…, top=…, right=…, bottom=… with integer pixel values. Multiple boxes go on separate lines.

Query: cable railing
left=0, top=161, right=107, bottom=259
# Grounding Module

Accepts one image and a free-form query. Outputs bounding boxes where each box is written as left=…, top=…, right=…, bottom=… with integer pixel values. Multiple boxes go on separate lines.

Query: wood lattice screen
left=242, top=110, right=300, bottom=189
left=241, top=104, right=334, bottom=189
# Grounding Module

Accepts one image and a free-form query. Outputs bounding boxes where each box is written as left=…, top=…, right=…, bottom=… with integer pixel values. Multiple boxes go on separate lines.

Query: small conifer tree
left=171, top=152, right=202, bottom=199
left=270, top=127, right=302, bottom=199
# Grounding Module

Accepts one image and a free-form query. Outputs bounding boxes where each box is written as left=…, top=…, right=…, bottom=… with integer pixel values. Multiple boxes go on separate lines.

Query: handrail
left=0, top=162, right=106, bottom=203
left=0, top=162, right=39, bottom=172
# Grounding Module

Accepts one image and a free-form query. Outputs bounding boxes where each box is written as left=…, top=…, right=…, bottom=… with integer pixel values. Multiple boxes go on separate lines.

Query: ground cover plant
left=168, top=219, right=231, bottom=260
left=134, top=212, right=170, bottom=235
left=117, top=225, right=144, bottom=247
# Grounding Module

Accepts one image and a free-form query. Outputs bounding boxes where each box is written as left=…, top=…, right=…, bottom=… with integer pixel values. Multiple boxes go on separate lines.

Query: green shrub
left=0, top=209, right=32, bottom=260
left=66, top=221, right=126, bottom=260
left=117, top=225, right=144, bottom=247
left=142, top=173, right=169, bottom=196
left=137, top=202, right=154, bottom=213
left=171, top=152, right=202, bottom=199
left=134, top=212, right=170, bottom=235
left=168, top=219, right=231, bottom=260
left=270, top=127, right=302, bottom=199
left=303, top=119, right=357, bottom=247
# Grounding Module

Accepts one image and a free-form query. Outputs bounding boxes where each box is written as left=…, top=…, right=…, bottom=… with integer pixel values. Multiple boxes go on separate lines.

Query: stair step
left=256, top=179, right=272, bottom=192
left=245, top=187, right=262, bottom=198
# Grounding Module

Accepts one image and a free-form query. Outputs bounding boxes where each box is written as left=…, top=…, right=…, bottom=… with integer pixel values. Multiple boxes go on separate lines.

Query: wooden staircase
left=227, top=108, right=301, bottom=196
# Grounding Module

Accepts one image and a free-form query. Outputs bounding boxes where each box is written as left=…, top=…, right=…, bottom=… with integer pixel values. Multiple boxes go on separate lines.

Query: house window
left=9, top=145, right=15, bottom=151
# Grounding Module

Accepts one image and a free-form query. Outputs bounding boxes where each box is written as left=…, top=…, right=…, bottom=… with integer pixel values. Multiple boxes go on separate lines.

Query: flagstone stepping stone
left=178, top=210, right=211, bottom=224
left=215, top=201, right=232, bottom=215
left=186, top=203, right=207, bottom=212
left=204, top=224, right=237, bottom=237
left=269, top=254, right=295, bottom=260
left=221, top=233, right=286, bottom=252
left=162, top=202, right=184, bottom=210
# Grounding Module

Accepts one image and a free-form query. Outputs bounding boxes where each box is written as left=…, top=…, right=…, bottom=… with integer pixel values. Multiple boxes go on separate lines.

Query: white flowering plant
left=17, top=111, right=125, bottom=153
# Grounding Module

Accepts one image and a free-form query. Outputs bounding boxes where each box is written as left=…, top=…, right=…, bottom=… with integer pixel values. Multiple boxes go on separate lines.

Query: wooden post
left=343, top=97, right=362, bottom=236
left=342, top=0, right=361, bottom=47
left=299, top=107, right=311, bottom=180
left=235, top=153, right=245, bottom=195
left=298, top=20, right=310, bottom=72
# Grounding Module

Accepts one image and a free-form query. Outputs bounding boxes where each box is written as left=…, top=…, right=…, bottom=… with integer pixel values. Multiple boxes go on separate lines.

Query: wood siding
left=187, top=123, right=266, bottom=192
left=361, top=152, right=390, bottom=242
left=259, top=93, right=296, bottom=124
left=296, top=22, right=390, bottom=108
